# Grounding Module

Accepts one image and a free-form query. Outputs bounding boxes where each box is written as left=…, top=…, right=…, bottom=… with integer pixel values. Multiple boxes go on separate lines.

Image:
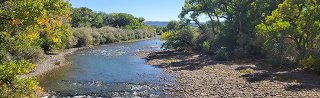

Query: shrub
left=161, top=31, right=176, bottom=49
left=72, top=27, right=94, bottom=47
left=299, top=55, right=320, bottom=71
left=202, top=41, right=210, bottom=52
left=71, top=26, right=156, bottom=47
left=161, top=27, right=198, bottom=50
left=264, top=39, right=298, bottom=67
left=215, top=47, right=231, bottom=61
left=0, top=60, right=40, bottom=97
left=161, top=31, right=174, bottom=41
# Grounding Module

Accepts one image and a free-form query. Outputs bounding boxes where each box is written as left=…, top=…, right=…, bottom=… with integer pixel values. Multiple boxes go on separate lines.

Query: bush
left=0, top=60, right=40, bottom=97
left=202, top=41, right=210, bottom=52
left=71, top=26, right=156, bottom=47
left=299, top=56, right=320, bottom=69
left=299, top=51, right=320, bottom=71
left=264, top=39, right=298, bottom=67
left=161, top=27, right=198, bottom=50
left=72, top=27, right=94, bottom=47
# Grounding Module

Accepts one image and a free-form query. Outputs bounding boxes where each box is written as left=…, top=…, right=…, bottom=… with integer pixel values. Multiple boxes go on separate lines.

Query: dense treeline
left=71, top=7, right=146, bottom=29
left=70, top=7, right=156, bottom=47
left=162, top=0, right=320, bottom=70
left=0, top=1, right=155, bottom=97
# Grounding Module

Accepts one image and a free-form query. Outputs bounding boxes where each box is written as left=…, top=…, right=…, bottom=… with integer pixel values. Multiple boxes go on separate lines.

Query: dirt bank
left=144, top=50, right=320, bottom=97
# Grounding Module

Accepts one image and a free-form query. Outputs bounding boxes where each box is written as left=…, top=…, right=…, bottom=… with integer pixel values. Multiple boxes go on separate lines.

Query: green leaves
left=256, top=0, right=320, bottom=67
left=71, top=7, right=145, bottom=29
left=0, top=60, right=38, bottom=97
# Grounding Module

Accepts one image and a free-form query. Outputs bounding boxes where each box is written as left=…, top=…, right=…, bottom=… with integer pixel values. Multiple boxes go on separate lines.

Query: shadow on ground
left=145, top=50, right=320, bottom=92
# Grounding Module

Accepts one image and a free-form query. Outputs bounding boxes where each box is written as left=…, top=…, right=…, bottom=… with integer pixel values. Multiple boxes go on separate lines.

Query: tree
left=257, top=0, right=320, bottom=53
left=109, top=13, right=143, bottom=27
left=179, top=0, right=281, bottom=56
left=167, top=20, right=180, bottom=31
left=257, top=0, right=320, bottom=66
left=0, top=0, right=71, bottom=96
left=91, top=12, right=105, bottom=28
left=71, top=7, right=94, bottom=28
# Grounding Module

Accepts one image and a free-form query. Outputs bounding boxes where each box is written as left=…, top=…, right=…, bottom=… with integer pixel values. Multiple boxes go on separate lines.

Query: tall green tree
left=71, top=7, right=94, bottom=28
left=257, top=0, right=320, bottom=65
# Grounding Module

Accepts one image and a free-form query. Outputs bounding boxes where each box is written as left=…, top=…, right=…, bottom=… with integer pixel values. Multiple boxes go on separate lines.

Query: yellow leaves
left=27, top=32, right=39, bottom=41
left=161, top=31, right=175, bottom=41
left=45, top=25, right=52, bottom=32
left=51, top=36, right=62, bottom=44
left=11, top=19, right=22, bottom=25
left=35, top=86, right=45, bottom=96
left=37, top=18, right=48, bottom=25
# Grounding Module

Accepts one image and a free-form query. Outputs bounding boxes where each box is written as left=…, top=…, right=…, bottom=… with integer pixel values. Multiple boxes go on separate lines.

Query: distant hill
left=145, top=21, right=199, bottom=27
left=145, top=21, right=169, bottom=27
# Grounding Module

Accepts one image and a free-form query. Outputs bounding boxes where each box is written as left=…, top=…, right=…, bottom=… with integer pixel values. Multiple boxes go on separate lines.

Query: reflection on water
left=40, top=37, right=175, bottom=97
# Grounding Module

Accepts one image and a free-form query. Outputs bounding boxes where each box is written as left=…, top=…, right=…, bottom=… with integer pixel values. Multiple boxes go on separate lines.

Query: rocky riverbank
left=20, top=47, right=90, bottom=78
left=143, top=50, right=320, bottom=97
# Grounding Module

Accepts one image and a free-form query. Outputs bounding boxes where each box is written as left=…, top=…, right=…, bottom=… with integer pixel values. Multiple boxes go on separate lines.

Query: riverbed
left=40, top=37, right=175, bottom=97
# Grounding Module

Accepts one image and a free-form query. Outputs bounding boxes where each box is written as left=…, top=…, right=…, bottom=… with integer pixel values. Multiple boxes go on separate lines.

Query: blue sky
left=70, top=0, right=186, bottom=22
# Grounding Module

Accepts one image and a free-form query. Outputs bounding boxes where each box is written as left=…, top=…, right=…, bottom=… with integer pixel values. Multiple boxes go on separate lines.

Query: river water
left=40, top=37, right=175, bottom=97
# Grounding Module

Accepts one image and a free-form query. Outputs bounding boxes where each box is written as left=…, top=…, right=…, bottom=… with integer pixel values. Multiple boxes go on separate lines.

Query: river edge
left=141, top=50, right=320, bottom=97
left=20, top=37, right=156, bottom=79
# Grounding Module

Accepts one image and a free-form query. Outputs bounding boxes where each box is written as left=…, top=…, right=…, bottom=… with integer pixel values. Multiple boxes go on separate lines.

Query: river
left=40, top=37, right=175, bottom=97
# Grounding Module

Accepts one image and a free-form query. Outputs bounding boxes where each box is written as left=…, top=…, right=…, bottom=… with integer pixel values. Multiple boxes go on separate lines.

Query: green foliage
left=155, top=27, right=164, bottom=35
left=161, top=31, right=175, bottom=41
left=299, top=55, right=320, bottom=71
left=257, top=0, right=320, bottom=67
left=202, top=41, right=210, bottom=51
left=0, top=0, right=72, bottom=52
left=175, top=0, right=320, bottom=70
left=178, top=0, right=282, bottom=58
left=161, top=27, right=199, bottom=50
left=0, top=0, right=70, bottom=96
left=166, top=20, right=180, bottom=31
left=72, top=28, right=94, bottom=47
left=71, top=7, right=146, bottom=29
left=110, top=13, right=144, bottom=28
left=71, top=7, right=95, bottom=28
left=0, top=60, right=39, bottom=97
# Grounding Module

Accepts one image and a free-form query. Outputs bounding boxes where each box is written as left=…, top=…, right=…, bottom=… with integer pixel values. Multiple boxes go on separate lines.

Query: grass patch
left=162, top=58, right=180, bottom=63
left=239, top=68, right=254, bottom=74
left=202, top=67, right=216, bottom=73
left=273, top=76, right=299, bottom=83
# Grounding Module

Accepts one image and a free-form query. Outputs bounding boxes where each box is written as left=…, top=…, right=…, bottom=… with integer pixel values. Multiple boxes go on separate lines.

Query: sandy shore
left=143, top=50, right=320, bottom=97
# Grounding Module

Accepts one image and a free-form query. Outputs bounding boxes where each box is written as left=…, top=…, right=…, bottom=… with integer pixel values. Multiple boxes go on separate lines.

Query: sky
left=70, top=0, right=187, bottom=22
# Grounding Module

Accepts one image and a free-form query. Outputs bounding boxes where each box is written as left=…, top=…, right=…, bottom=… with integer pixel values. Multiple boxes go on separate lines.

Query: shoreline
left=21, top=37, right=157, bottom=78
left=20, top=47, right=86, bottom=78
left=143, top=50, right=320, bottom=97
